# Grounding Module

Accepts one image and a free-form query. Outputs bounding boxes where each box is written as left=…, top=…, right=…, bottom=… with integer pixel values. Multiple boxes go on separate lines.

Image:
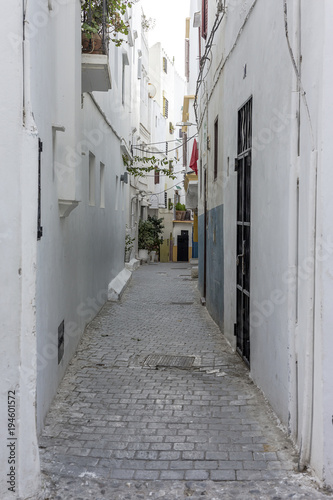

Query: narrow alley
left=40, top=264, right=329, bottom=500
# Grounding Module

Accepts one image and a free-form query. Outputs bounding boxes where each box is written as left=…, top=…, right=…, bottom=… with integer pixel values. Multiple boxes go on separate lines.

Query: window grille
left=163, top=96, right=169, bottom=118
left=237, top=98, right=252, bottom=155
left=164, top=192, right=167, bottom=208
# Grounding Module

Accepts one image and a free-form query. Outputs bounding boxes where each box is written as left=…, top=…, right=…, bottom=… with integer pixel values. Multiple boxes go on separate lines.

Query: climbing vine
left=122, top=155, right=176, bottom=179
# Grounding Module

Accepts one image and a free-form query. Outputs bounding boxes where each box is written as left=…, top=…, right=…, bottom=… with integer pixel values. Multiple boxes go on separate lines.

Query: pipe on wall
left=298, top=148, right=318, bottom=471
left=287, top=0, right=300, bottom=446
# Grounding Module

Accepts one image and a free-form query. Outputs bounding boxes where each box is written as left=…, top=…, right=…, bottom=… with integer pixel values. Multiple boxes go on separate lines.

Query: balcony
left=81, top=0, right=112, bottom=93
left=184, top=172, right=198, bottom=210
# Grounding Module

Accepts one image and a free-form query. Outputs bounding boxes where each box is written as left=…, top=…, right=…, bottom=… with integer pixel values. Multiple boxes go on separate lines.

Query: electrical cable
left=194, top=2, right=226, bottom=126
left=151, top=179, right=185, bottom=196
left=132, top=133, right=198, bottom=155
left=282, top=0, right=315, bottom=151
left=132, top=137, right=184, bottom=147
left=194, top=0, right=260, bottom=130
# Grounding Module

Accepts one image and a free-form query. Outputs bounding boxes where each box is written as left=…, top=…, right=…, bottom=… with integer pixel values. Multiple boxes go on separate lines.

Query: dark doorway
left=235, top=97, right=252, bottom=366
left=177, top=230, right=189, bottom=262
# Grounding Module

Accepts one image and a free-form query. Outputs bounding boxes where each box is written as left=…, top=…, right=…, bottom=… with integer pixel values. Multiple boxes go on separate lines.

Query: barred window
left=163, top=96, right=169, bottom=118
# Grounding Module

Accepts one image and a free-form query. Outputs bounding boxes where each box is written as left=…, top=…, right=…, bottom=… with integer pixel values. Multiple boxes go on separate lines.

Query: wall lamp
left=120, top=172, right=128, bottom=184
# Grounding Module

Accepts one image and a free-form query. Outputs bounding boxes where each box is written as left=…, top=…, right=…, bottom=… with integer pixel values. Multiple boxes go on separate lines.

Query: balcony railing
left=81, top=0, right=109, bottom=56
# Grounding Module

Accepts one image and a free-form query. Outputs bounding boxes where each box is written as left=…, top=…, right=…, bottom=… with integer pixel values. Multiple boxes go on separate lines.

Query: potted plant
left=138, top=216, right=164, bottom=262
left=81, top=0, right=133, bottom=54
left=175, top=202, right=186, bottom=221
left=124, top=232, right=135, bottom=262
left=138, top=219, right=154, bottom=261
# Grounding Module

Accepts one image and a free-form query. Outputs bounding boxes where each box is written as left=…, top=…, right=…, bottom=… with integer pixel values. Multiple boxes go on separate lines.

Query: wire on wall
left=194, top=2, right=226, bottom=127
left=282, top=0, right=315, bottom=151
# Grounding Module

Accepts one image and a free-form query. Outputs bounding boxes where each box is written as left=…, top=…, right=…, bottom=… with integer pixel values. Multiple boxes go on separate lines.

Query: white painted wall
left=0, top=2, right=40, bottom=498
left=1, top=1, right=140, bottom=497
left=195, top=0, right=333, bottom=487
left=317, top=2, right=333, bottom=484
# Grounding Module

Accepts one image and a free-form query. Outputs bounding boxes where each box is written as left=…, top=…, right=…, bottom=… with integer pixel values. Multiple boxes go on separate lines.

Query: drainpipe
left=299, top=148, right=318, bottom=471
left=287, top=0, right=300, bottom=444
left=283, top=0, right=318, bottom=470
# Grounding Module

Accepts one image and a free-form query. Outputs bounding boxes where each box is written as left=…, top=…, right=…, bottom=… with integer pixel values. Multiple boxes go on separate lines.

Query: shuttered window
left=185, top=39, right=190, bottom=82
left=201, top=0, right=208, bottom=39
left=155, top=169, right=160, bottom=184
left=183, top=132, right=187, bottom=168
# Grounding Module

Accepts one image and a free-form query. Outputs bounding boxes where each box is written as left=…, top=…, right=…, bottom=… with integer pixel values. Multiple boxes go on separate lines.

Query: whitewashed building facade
left=0, top=0, right=141, bottom=497
left=194, top=0, right=333, bottom=488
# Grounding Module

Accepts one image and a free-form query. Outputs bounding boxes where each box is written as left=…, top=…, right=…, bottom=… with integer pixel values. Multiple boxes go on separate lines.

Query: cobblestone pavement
left=40, top=263, right=332, bottom=499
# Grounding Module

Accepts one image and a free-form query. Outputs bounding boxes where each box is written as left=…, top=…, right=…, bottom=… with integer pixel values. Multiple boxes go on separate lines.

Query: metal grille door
left=235, top=98, right=252, bottom=366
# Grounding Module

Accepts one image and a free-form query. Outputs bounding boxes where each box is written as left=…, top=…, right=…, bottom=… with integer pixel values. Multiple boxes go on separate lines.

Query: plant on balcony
left=81, top=0, right=134, bottom=51
left=175, top=202, right=186, bottom=221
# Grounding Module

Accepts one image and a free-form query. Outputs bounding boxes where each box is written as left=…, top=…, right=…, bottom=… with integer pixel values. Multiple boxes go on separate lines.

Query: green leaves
left=81, top=0, right=135, bottom=47
left=138, top=216, right=164, bottom=252
left=122, top=155, right=176, bottom=180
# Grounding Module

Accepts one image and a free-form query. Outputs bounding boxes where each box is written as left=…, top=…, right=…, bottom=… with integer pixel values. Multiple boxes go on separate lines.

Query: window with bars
left=163, top=96, right=169, bottom=118
left=163, top=57, right=167, bottom=73
left=201, top=0, right=208, bottom=39
left=164, top=192, right=167, bottom=208
left=237, top=98, right=253, bottom=155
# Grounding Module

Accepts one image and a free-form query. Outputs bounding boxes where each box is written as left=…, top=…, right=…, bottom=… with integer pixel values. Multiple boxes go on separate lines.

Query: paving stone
left=210, top=470, right=237, bottom=481
left=40, top=264, right=331, bottom=500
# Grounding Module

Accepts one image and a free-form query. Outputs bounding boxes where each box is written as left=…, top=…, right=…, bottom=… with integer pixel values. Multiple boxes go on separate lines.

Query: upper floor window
left=163, top=57, right=167, bottom=73
left=201, top=0, right=208, bottom=39
left=155, top=169, right=160, bottom=184
left=163, top=95, right=169, bottom=118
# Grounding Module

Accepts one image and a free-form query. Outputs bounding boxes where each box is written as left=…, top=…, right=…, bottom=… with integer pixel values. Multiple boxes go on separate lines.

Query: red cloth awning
left=189, top=139, right=198, bottom=175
